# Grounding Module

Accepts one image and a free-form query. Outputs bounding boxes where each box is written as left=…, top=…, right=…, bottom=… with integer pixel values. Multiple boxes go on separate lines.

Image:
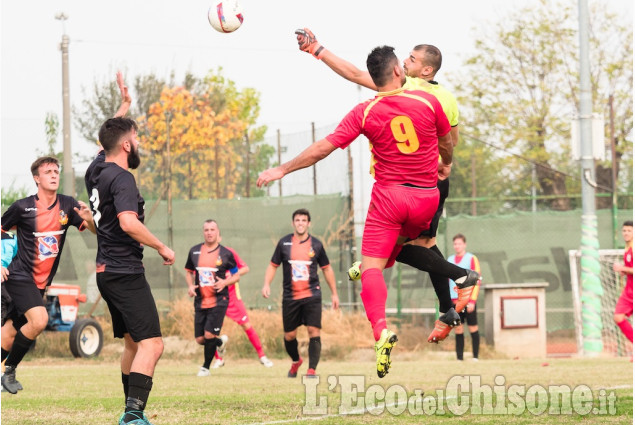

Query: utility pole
left=165, top=110, right=174, bottom=300
left=609, top=94, right=618, bottom=248
left=311, top=122, right=317, bottom=195
left=277, top=129, right=282, bottom=197
left=577, top=0, right=603, bottom=357
left=56, top=13, right=74, bottom=196
left=245, top=130, right=250, bottom=197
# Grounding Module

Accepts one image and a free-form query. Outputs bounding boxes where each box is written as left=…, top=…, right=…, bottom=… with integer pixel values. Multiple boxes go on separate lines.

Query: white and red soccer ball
left=208, top=0, right=244, bottom=33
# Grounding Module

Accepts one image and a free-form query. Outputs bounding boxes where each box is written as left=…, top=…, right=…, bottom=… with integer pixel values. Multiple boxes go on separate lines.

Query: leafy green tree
left=451, top=0, right=632, bottom=212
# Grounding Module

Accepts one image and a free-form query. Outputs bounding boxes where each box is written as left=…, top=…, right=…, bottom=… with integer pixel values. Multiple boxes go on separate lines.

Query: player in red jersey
left=613, top=220, right=633, bottom=345
left=211, top=244, right=273, bottom=368
left=258, top=46, right=477, bottom=378
left=184, top=220, right=240, bottom=377
left=1, top=156, right=95, bottom=393
left=262, top=209, right=339, bottom=378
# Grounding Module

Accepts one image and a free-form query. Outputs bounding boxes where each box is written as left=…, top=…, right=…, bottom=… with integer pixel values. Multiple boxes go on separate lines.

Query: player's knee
left=614, top=313, right=626, bottom=324
left=195, top=336, right=205, bottom=345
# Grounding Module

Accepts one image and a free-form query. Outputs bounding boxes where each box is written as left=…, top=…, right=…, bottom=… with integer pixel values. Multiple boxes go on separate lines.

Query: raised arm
left=113, top=71, right=132, bottom=118
left=296, top=28, right=377, bottom=90
left=257, top=138, right=337, bottom=188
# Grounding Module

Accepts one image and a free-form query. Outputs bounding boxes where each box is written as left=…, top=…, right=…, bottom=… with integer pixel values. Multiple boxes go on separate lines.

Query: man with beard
left=85, top=117, right=175, bottom=425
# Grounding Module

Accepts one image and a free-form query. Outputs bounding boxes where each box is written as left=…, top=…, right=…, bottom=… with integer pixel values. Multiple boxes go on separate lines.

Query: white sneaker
left=218, top=334, right=228, bottom=356
left=211, top=358, right=225, bottom=369
left=259, top=356, right=273, bottom=367
left=197, top=366, right=210, bottom=377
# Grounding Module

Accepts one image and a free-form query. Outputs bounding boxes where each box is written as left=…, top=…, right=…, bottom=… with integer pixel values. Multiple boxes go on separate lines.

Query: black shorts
left=282, top=297, right=322, bottom=332
left=418, top=178, right=450, bottom=239
left=97, top=272, right=161, bottom=342
left=3, top=279, right=45, bottom=317
left=194, top=301, right=228, bottom=338
left=459, top=303, right=478, bottom=327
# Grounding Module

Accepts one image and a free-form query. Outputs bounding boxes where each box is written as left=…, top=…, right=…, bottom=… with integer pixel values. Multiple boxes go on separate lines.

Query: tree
left=73, top=69, right=273, bottom=199
left=451, top=0, right=632, bottom=211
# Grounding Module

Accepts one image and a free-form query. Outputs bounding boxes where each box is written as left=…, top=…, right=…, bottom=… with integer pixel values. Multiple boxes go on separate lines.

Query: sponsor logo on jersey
left=38, top=235, right=59, bottom=260
left=289, top=260, right=312, bottom=282
left=308, top=247, right=315, bottom=258
left=196, top=267, right=218, bottom=287
left=59, top=210, right=68, bottom=225
left=25, top=207, right=37, bottom=212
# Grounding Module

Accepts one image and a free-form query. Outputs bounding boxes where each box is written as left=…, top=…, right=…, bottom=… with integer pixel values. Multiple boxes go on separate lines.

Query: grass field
left=1, top=354, right=632, bottom=424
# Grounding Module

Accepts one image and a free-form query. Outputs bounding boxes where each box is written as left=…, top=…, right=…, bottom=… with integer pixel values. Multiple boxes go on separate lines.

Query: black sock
left=124, top=372, right=153, bottom=419
left=396, top=245, right=467, bottom=281
left=122, top=373, right=130, bottom=403
left=455, top=333, right=464, bottom=360
left=203, top=338, right=217, bottom=369
left=471, top=331, right=480, bottom=359
left=5, top=331, right=34, bottom=368
left=284, top=338, right=300, bottom=362
left=1, top=347, right=9, bottom=362
left=428, top=245, right=454, bottom=312
left=308, top=337, right=321, bottom=370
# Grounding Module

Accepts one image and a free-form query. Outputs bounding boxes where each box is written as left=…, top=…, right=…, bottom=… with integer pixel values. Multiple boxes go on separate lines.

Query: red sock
left=214, top=351, right=223, bottom=361
left=245, top=327, right=265, bottom=357
left=617, top=319, right=633, bottom=343
left=360, top=268, right=388, bottom=341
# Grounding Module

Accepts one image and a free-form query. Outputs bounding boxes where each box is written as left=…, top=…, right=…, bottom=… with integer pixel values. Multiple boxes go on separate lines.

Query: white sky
left=1, top=0, right=633, bottom=191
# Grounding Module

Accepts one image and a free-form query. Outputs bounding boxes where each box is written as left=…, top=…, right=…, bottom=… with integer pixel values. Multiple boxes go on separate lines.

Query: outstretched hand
left=294, top=28, right=325, bottom=59
left=257, top=167, right=284, bottom=188
left=114, top=71, right=132, bottom=118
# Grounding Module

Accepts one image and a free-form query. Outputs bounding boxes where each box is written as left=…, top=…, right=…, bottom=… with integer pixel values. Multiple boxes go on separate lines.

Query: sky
left=1, top=0, right=633, bottom=192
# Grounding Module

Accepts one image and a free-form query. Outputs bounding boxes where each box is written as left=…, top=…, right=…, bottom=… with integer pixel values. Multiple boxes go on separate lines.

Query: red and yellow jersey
left=327, top=88, right=450, bottom=188
left=1, top=194, right=85, bottom=289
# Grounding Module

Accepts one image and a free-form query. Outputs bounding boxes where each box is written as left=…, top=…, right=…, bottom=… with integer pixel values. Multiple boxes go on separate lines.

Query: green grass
left=1, top=356, right=632, bottom=424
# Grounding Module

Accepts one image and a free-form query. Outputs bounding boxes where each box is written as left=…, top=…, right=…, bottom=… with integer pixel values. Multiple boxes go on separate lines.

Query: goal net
left=569, top=249, right=632, bottom=357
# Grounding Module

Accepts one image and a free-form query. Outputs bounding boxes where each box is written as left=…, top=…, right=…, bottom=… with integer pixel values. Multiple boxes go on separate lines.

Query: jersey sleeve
left=325, top=104, right=364, bottom=150
left=270, top=240, right=284, bottom=266
left=432, top=96, right=451, bottom=137
left=315, top=240, right=330, bottom=268
left=184, top=248, right=195, bottom=272
left=1, top=202, right=21, bottom=231
left=68, top=197, right=87, bottom=230
left=469, top=255, right=482, bottom=302
left=111, top=172, right=140, bottom=217
left=1, top=232, right=17, bottom=268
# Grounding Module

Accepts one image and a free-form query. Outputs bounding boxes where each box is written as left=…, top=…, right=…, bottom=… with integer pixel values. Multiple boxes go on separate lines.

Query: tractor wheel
left=69, top=318, right=103, bottom=358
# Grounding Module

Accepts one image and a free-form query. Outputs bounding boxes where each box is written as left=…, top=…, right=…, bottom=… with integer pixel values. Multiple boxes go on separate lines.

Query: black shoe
left=439, top=308, right=461, bottom=327
left=455, top=270, right=480, bottom=313
left=2, top=366, right=21, bottom=394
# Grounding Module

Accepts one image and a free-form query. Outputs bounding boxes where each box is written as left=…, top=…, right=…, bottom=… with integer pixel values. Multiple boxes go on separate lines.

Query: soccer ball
left=208, top=0, right=244, bottom=33
left=348, top=261, right=362, bottom=281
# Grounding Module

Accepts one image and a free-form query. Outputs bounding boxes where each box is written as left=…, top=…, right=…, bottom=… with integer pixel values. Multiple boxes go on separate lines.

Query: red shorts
left=362, top=183, right=439, bottom=259
left=615, top=290, right=633, bottom=317
left=226, top=298, right=249, bottom=325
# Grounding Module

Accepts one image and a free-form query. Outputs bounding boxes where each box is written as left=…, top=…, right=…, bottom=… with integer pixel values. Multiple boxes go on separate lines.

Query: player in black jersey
left=262, top=209, right=339, bottom=378
left=85, top=73, right=175, bottom=425
left=1, top=156, right=95, bottom=394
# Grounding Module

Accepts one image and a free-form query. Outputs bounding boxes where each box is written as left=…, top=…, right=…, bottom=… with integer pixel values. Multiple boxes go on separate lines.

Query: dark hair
left=292, top=208, right=311, bottom=222
left=413, top=44, right=442, bottom=73
left=452, top=233, right=466, bottom=242
left=31, top=156, right=59, bottom=176
left=98, top=117, right=138, bottom=154
left=624, top=220, right=633, bottom=227
left=366, top=45, right=398, bottom=87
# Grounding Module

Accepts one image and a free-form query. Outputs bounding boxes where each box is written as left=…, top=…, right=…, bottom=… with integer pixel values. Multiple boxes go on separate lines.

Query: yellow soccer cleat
left=348, top=261, right=362, bottom=281
left=375, top=329, right=398, bottom=378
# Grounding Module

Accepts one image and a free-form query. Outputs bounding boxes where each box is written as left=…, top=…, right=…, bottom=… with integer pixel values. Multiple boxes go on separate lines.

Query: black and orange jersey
left=270, top=234, right=330, bottom=301
left=85, top=159, right=145, bottom=274
left=1, top=194, right=85, bottom=289
left=184, top=243, right=238, bottom=309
